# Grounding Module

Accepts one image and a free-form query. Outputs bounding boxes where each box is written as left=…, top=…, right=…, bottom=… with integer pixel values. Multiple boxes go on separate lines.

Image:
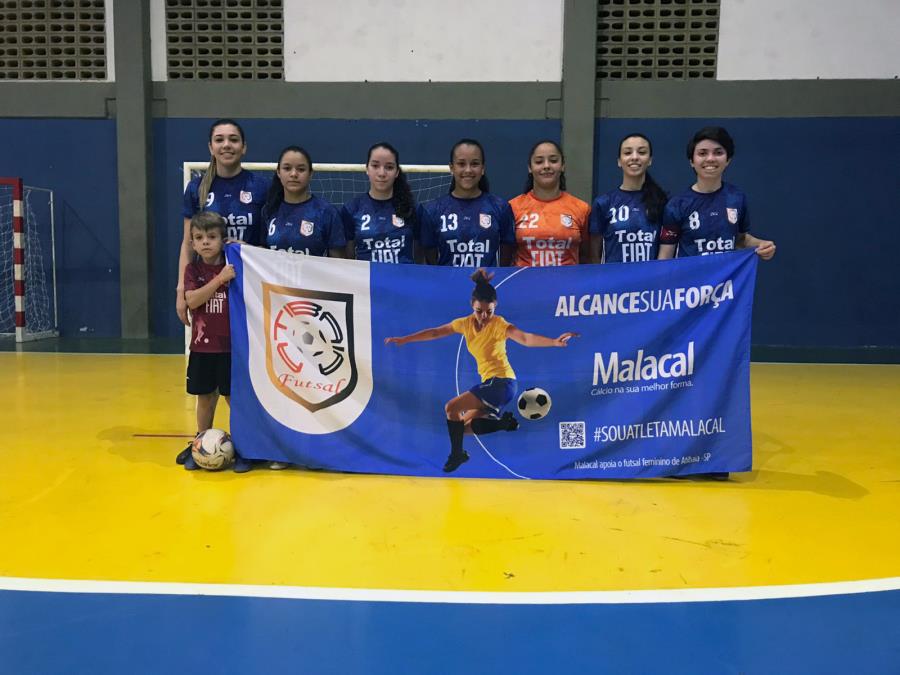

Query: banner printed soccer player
left=419, top=139, right=517, bottom=267
left=590, top=133, right=669, bottom=263
left=385, top=270, right=578, bottom=473
left=341, top=142, right=420, bottom=263
left=509, top=140, right=592, bottom=267
left=657, top=126, right=776, bottom=261
left=261, top=146, right=346, bottom=258
left=177, top=118, right=268, bottom=326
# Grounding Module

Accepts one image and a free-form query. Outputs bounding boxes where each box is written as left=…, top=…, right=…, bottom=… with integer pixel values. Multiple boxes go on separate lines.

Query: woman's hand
left=384, top=336, right=407, bottom=346
left=755, top=240, right=776, bottom=260
left=554, top=332, right=579, bottom=346
left=218, top=264, right=236, bottom=285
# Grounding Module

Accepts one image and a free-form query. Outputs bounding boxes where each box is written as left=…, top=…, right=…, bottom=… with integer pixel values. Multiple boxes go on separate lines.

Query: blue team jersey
left=660, top=182, right=751, bottom=257
left=263, top=196, right=346, bottom=256
left=340, top=193, right=417, bottom=264
left=589, top=188, right=661, bottom=263
left=182, top=169, right=268, bottom=245
left=419, top=193, right=516, bottom=267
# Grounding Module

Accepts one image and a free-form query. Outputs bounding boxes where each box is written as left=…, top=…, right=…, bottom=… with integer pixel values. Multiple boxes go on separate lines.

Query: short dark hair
left=190, top=211, right=226, bottom=238
left=686, top=126, right=735, bottom=160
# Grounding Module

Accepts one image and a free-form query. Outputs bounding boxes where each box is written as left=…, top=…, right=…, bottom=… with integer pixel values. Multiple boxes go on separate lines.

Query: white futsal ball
left=517, top=387, right=552, bottom=420
left=191, top=428, right=235, bottom=470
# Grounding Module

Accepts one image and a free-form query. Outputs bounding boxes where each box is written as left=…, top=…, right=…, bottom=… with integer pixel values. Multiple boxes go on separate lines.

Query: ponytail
left=641, top=172, right=668, bottom=224
left=470, top=269, right=497, bottom=303
left=198, top=157, right=217, bottom=210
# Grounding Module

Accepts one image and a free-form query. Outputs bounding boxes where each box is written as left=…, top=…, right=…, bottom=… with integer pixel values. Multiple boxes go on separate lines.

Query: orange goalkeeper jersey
left=509, top=191, right=591, bottom=267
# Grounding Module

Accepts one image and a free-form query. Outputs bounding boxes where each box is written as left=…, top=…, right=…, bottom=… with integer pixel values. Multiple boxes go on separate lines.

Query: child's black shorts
left=186, top=351, right=231, bottom=396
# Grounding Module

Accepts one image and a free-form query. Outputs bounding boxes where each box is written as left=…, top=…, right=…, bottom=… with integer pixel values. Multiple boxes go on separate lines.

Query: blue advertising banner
left=226, top=244, right=757, bottom=479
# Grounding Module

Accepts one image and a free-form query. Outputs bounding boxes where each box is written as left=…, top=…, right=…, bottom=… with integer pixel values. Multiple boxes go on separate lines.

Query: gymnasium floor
left=1, top=348, right=898, bottom=673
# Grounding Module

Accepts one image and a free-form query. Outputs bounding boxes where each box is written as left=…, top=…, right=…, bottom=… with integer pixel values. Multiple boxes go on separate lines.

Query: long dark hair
left=618, top=133, right=667, bottom=224
left=470, top=269, right=497, bottom=304
left=449, top=139, right=490, bottom=194
left=368, top=142, right=415, bottom=221
left=261, top=145, right=312, bottom=227
left=523, top=139, right=566, bottom=193
left=199, top=118, right=247, bottom=208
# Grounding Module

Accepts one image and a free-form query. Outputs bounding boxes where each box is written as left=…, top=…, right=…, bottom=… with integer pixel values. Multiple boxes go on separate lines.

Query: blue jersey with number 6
left=590, top=188, right=660, bottom=263
left=340, top=193, right=417, bottom=264
left=264, top=196, right=346, bottom=256
left=182, top=169, right=268, bottom=244
left=660, top=183, right=750, bottom=257
left=419, top=193, right=516, bottom=267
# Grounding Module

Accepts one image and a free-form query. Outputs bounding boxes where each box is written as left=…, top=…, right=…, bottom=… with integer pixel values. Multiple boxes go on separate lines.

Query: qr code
left=559, top=421, right=586, bottom=449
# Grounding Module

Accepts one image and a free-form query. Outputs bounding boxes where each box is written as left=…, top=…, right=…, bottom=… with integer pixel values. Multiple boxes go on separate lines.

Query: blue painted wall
left=0, top=119, right=119, bottom=337
left=152, top=118, right=560, bottom=338
left=594, top=117, right=900, bottom=349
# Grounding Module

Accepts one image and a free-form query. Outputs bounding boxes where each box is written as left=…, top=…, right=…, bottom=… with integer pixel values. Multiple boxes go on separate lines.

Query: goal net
left=0, top=178, right=58, bottom=342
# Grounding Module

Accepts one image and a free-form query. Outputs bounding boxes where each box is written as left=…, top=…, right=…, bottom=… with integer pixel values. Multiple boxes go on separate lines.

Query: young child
left=175, top=212, right=251, bottom=472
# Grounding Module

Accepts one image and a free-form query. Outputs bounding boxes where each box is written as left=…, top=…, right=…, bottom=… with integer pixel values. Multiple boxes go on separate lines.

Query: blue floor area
left=2, top=589, right=898, bottom=674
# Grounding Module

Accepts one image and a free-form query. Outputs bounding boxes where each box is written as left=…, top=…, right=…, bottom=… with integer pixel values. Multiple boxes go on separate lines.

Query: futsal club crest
left=727, top=208, right=739, bottom=224
left=561, top=214, right=573, bottom=228
left=300, top=220, right=315, bottom=236
left=263, top=283, right=357, bottom=412
left=392, top=215, right=405, bottom=228
left=239, top=190, right=252, bottom=204
left=479, top=213, right=492, bottom=229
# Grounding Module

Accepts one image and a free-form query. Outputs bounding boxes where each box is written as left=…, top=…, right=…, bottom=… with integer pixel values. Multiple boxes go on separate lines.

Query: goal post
left=0, top=177, right=58, bottom=342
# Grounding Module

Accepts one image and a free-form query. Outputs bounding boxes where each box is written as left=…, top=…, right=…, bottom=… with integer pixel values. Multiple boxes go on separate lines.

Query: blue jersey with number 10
left=340, top=194, right=417, bottom=264
left=419, top=193, right=516, bottom=267
left=660, top=183, right=751, bottom=257
left=589, top=188, right=660, bottom=263
left=182, top=169, right=268, bottom=245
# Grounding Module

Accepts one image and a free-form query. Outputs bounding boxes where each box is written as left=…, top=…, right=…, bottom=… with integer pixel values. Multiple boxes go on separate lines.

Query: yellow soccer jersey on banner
left=450, top=315, right=516, bottom=382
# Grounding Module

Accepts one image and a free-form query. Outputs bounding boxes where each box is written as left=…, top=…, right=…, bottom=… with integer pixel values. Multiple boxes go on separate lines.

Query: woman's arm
left=507, top=325, right=578, bottom=347
left=590, top=236, right=604, bottom=264
left=579, top=234, right=592, bottom=264
left=499, top=242, right=516, bottom=267
left=657, top=244, right=676, bottom=260
left=385, top=323, right=455, bottom=346
left=176, top=217, right=192, bottom=325
left=329, top=247, right=346, bottom=259
left=736, top=232, right=776, bottom=260
left=185, top=265, right=235, bottom=310
left=424, top=247, right=439, bottom=265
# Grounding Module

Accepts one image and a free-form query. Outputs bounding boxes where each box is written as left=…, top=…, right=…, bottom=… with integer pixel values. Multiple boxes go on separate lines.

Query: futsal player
left=385, top=270, right=577, bottom=473
left=261, top=146, right=346, bottom=258
left=590, top=133, right=668, bottom=263
left=509, top=140, right=592, bottom=267
left=177, top=119, right=268, bottom=326
left=657, top=126, right=776, bottom=260
left=341, top=142, right=420, bottom=263
left=419, top=139, right=516, bottom=267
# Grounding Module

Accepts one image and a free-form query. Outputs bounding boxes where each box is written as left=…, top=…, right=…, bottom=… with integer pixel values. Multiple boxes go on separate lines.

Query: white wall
left=283, top=0, right=563, bottom=82
left=718, top=0, right=900, bottom=80
left=151, top=0, right=167, bottom=81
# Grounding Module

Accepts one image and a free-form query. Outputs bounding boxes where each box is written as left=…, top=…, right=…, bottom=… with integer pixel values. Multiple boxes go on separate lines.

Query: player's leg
left=442, top=391, right=483, bottom=472
left=467, top=378, right=519, bottom=435
left=179, top=352, right=217, bottom=469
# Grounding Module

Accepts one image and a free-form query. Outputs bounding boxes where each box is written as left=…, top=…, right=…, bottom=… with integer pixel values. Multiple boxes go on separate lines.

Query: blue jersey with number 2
left=340, top=193, right=417, bottom=264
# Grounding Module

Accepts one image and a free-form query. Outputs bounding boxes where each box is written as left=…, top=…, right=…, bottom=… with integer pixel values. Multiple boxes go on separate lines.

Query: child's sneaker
left=175, top=443, right=193, bottom=465
left=184, top=454, right=199, bottom=471
left=268, top=461, right=290, bottom=470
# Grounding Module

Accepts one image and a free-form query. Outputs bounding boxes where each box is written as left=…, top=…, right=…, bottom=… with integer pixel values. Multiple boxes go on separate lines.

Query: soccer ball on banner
left=191, top=429, right=235, bottom=470
left=517, top=387, right=552, bottom=420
